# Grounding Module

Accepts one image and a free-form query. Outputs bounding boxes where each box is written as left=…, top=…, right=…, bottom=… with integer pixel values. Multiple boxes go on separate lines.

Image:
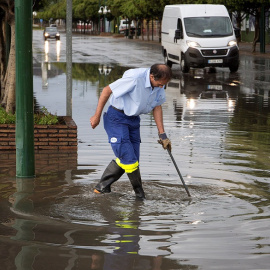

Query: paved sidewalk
left=72, top=29, right=270, bottom=57
left=238, top=41, right=270, bottom=56
left=121, top=34, right=270, bottom=57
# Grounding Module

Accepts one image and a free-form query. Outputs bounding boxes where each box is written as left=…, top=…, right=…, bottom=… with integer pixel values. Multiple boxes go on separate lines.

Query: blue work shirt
left=109, top=68, right=166, bottom=116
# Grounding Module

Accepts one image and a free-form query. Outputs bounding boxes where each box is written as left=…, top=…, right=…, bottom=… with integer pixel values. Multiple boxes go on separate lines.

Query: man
left=90, top=64, right=172, bottom=199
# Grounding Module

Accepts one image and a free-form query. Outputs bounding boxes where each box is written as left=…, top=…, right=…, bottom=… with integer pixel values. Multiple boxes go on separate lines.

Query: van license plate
left=208, top=59, right=223, bottom=64
left=207, top=85, right=223, bottom=90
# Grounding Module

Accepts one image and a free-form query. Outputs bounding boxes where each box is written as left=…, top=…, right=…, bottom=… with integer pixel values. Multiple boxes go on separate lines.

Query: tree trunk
left=147, top=20, right=150, bottom=41
left=135, top=19, right=138, bottom=39
left=141, top=19, right=144, bottom=41
left=236, top=11, right=242, bottom=43
left=0, top=19, right=6, bottom=101
left=2, top=17, right=15, bottom=113
left=158, top=19, right=161, bottom=43
left=252, top=14, right=260, bottom=53
left=0, top=1, right=15, bottom=112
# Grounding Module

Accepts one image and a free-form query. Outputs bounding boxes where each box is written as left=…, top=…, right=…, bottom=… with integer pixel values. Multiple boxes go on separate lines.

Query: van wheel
left=180, top=55, right=190, bottom=73
left=229, top=62, right=239, bottom=73
left=164, top=53, right=173, bottom=68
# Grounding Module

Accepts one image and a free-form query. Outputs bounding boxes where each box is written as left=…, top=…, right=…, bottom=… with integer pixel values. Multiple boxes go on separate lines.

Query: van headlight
left=228, top=40, right=237, bottom=47
left=186, top=40, right=201, bottom=48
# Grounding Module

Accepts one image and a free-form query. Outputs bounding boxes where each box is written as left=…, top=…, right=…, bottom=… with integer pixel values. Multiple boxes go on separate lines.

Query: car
left=43, top=27, right=60, bottom=40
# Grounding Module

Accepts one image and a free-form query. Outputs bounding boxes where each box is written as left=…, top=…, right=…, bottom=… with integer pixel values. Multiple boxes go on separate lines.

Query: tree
left=0, top=0, right=15, bottom=113
left=241, top=1, right=270, bottom=52
left=37, top=0, right=66, bottom=23
left=0, top=0, right=54, bottom=113
left=202, top=0, right=270, bottom=52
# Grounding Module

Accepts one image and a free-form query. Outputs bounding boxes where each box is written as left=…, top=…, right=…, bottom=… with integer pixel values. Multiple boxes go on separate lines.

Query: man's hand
left=90, top=86, right=112, bottom=129
left=90, top=115, right=100, bottom=129
left=158, top=133, right=172, bottom=151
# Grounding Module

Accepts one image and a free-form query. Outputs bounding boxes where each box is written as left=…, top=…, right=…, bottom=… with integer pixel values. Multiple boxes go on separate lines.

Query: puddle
left=1, top=42, right=270, bottom=269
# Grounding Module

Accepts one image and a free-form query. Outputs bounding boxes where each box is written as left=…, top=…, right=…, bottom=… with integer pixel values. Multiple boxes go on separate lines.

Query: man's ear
left=150, top=74, right=156, bottom=81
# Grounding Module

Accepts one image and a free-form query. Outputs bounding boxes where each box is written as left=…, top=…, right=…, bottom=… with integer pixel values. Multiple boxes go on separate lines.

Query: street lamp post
left=32, top=11, right=37, bottom=26
left=98, top=5, right=110, bottom=32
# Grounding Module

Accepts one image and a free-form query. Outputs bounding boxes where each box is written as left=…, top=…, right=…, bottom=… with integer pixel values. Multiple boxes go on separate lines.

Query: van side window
left=177, top=18, right=183, bottom=31
left=175, top=18, right=183, bottom=40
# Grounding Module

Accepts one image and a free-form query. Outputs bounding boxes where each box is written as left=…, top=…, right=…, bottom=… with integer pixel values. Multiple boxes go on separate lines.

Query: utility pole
left=66, top=0, right=72, bottom=116
left=15, top=0, right=35, bottom=177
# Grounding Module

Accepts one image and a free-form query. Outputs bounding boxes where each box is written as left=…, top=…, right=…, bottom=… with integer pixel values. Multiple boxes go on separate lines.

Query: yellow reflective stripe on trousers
left=116, top=158, right=138, bottom=173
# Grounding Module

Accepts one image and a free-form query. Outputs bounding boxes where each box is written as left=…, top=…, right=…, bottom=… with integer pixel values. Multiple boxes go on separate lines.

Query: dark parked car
left=43, top=27, right=60, bottom=40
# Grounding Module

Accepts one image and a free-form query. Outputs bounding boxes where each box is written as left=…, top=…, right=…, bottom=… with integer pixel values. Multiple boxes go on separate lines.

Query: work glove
left=158, top=133, right=172, bottom=151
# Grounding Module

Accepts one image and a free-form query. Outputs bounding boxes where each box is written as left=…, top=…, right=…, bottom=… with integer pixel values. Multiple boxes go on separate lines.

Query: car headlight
left=56, top=33, right=60, bottom=36
left=186, top=40, right=201, bottom=48
left=45, top=33, right=49, bottom=37
left=228, top=40, right=237, bottom=47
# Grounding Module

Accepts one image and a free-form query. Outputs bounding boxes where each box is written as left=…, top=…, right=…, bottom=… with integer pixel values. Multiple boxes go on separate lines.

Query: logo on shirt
left=110, top=137, right=118, bottom=143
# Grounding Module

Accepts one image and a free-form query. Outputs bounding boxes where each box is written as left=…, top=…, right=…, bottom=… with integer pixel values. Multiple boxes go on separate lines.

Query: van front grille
left=201, top=49, right=228, bottom=56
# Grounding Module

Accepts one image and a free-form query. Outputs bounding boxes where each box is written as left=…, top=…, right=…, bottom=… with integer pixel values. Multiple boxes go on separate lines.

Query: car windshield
left=184, top=17, right=233, bottom=37
left=46, top=27, right=57, bottom=32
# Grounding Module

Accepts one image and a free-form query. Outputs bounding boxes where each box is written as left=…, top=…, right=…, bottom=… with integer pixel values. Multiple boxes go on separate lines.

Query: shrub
left=0, top=107, right=16, bottom=124
left=34, top=107, right=59, bottom=125
left=0, top=106, right=59, bottom=125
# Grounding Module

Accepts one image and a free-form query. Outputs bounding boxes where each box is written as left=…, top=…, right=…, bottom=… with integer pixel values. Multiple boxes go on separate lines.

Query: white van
left=119, top=19, right=135, bottom=34
left=161, top=4, right=239, bottom=73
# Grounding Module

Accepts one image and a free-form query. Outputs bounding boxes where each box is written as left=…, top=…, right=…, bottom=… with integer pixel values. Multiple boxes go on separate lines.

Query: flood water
left=0, top=33, right=270, bottom=269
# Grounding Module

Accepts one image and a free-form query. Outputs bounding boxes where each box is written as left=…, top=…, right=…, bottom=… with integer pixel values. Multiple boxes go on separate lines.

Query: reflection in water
left=2, top=173, right=194, bottom=269
left=227, top=99, right=235, bottom=112
left=98, top=65, right=112, bottom=76
left=42, top=40, right=61, bottom=87
left=44, top=40, right=61, bottom=63
left=56, top=40, right=61, bottom=62
left=186, top=98, right=196, bottom=110
left=11, top=178, right=37, bottom=270
left=41, top=62, right=48, bottom=88
left=44, top=40, right=49, bottom=62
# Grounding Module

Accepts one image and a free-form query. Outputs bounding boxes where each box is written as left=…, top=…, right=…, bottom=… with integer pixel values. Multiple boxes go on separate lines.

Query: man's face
left=150, top=74, right=169, bottom=88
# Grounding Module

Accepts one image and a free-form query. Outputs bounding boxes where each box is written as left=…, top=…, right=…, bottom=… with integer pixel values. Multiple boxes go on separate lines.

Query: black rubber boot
left=94, top=160, right=125, bottom=193
left=127, top=168, right=146, bottom=199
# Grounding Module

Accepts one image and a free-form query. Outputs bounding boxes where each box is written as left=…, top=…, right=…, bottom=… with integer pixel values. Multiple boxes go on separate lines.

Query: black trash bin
left=128, top=28, right=135, bottom=39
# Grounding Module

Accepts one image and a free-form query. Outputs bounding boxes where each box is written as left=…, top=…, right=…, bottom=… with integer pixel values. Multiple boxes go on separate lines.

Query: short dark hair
left=150, top=64, right=172, bottom=81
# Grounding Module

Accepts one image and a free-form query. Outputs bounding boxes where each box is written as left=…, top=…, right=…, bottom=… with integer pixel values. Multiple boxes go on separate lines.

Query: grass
left=0, top=107, right=59, bottom=125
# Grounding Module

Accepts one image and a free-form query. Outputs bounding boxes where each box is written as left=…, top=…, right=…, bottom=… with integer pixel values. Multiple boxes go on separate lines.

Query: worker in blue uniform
left=90, top=64, right=172, bottom=199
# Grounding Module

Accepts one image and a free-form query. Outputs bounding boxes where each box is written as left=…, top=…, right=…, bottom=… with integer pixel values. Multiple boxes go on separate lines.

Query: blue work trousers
left=103, top=106, right=141, bottom=166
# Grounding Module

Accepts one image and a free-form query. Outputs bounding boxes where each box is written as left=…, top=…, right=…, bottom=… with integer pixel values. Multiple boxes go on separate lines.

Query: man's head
left=150, top=64, right=172, bottom=88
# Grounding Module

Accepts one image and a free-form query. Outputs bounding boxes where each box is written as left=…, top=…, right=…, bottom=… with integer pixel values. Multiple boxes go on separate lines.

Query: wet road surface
left=0, top=30, right=269, bottom=269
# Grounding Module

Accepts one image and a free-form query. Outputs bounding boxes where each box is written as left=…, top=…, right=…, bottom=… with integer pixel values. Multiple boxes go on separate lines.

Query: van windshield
left=184, top=17, right=233, bottom=37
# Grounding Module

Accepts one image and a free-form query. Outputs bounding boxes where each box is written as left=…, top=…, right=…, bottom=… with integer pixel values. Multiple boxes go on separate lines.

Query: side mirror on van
left=174, top=29, right=183, bottom=40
